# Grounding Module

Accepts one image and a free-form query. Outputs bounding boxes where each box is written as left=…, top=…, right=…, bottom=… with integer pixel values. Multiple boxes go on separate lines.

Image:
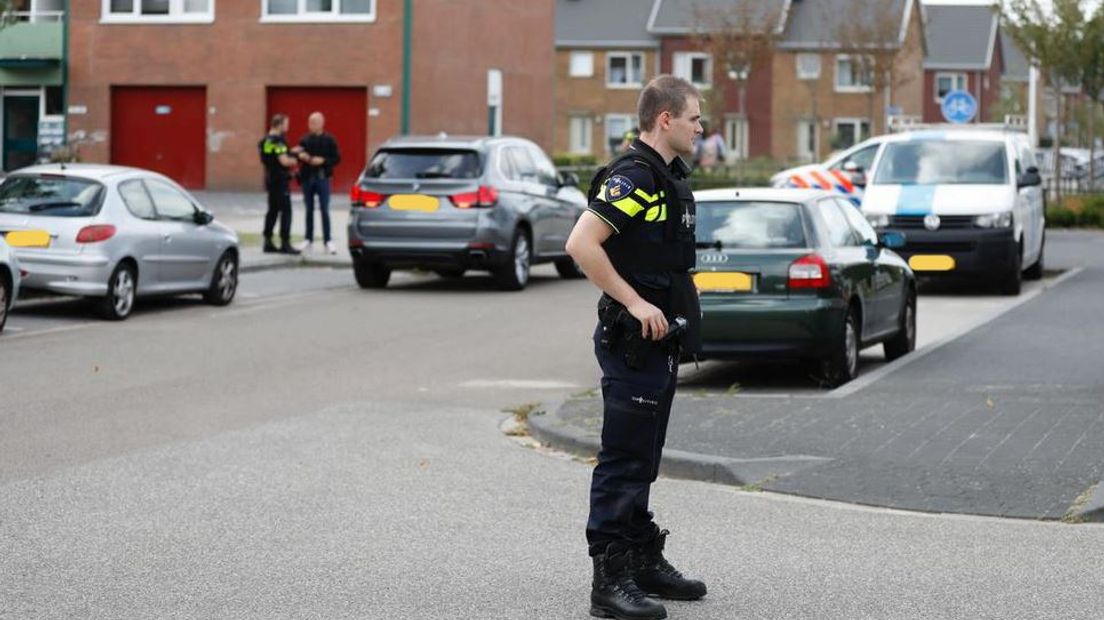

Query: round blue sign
left=941, top=90, right=977, bottom=124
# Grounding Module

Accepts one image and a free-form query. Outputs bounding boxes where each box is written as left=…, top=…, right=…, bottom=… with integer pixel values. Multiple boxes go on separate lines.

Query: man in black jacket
left=297, top=112, right=341, bottom=254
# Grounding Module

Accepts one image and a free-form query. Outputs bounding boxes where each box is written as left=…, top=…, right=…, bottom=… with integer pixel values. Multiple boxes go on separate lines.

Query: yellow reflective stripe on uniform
left=611, top=196, right=645, bottom=217
left=644, top=203, right=669, bottom=222
left=263, top=140, right=287, bottom=155
left=634, top=188, right=659, bottom=203
left=597, top=185, right=607, bottom=201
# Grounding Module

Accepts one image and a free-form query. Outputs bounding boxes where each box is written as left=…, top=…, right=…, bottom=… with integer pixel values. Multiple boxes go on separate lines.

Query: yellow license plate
left=909, top=255, right=956, bottom=272
left=388, top=194, right=440, bottom=212
left=694, top=271, right=754, bottom=292
left=5, top=229, right=51, bottom=248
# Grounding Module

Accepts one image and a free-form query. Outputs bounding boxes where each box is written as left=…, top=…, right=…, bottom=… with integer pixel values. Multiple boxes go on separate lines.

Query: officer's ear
left=658, top=110, right=671, bottom=131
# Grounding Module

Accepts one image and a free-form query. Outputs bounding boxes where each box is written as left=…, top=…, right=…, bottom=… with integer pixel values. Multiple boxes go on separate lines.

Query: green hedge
left=1049, top=195, right=1104, bottom=228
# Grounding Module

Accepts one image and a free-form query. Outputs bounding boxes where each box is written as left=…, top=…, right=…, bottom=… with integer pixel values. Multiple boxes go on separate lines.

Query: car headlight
left=974, top=212, right=1013, bottom=228
left=866, top=214, right=890, bottom=228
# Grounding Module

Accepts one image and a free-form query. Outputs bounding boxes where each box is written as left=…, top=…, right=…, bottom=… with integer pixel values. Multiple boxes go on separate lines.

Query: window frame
left=604, top=113, right=635, bottom=154
left=723, top=116, right=748, bottom=161
left=673, top=51, right=713, bottom=89
left=117, top=179, right=159, bottom=220
left=934, top=71, right=968, bottom=104
left=144, top=177, right=199, bottom=222
left=795, top=53, right=822, bottom=80
left=101, top=0, right=215, bottom=24
left=796, top=118, right=818, bottom=162
left=260, top=0, right=376, bottom=24
left=834, top=54, right=873, bottom=93
left=569, top=51, right=595, bottom=78
left=605, top=52, right=645, bottom=89
left=816, top=198, right=861, bottom=248
left=833, top=118, right=870, bottom=151
left=568, top=115, right=593, bottom=155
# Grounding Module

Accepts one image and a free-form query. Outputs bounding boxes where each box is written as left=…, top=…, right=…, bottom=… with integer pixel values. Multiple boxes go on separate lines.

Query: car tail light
left=351, top=185, right=386, bottom=208
left=76, top=225, right=116, bottom=244
left=449, top=185, right=499, bottom=209
left=788, top=254, right=831, bottom=289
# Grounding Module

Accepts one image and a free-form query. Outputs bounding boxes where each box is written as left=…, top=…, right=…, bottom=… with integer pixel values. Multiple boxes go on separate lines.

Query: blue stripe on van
left=896, top=185, right=937, bottom=215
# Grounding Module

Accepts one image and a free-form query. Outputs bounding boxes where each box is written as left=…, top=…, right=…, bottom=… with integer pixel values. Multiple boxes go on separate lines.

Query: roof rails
left=887, top=115, right=1028, bottom=134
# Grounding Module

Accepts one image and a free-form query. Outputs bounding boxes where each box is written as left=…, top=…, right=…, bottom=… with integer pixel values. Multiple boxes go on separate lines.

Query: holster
left=597, top=295, right=664, bottom=370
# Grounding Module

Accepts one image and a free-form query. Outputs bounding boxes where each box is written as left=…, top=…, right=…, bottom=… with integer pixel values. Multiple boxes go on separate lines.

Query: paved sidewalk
left=194, top=191, right=353, bottom=272
left=531, top=231, right=1104, bottom=521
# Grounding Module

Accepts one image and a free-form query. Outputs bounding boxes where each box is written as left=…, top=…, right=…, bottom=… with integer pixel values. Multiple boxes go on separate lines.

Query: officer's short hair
left=270, top=114, right=288, bottom=129
left=637, top=76, right=701, bottom=132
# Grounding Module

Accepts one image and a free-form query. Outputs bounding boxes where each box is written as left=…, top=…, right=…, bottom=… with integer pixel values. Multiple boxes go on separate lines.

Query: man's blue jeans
left=302, top=176, right=332, bottom=243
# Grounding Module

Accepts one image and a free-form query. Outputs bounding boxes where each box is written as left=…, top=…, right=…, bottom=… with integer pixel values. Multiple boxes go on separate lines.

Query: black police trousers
left=587, top=322, right=678, bottom=556
left=263, top=188, right=293, bottom=245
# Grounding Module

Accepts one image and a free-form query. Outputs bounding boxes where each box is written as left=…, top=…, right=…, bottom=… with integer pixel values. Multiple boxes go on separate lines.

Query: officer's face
left=663, top=97, right=703, bottom=158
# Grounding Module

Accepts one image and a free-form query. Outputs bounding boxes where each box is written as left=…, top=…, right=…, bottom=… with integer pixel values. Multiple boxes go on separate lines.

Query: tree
left=829, top=0, right=922, bottom=137
left=1002, top=0, right=1086, bottom=204
left=691, top=1, right=784, bottom=155
left=1078, top=5, right=1104, bottom=188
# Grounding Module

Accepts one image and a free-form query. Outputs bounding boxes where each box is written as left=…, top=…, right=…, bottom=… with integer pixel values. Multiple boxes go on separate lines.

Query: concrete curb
left=1067, top=482, right=1104, bottom=523
left=239, top=255, right=352, bottom=274
left=528, top=399, right=831, bottom=487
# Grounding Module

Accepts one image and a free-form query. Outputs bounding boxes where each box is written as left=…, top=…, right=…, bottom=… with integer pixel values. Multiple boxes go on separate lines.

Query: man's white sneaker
left=325, top=241, right=338, bottom=255
left=299, top=241, right=313, bottom=253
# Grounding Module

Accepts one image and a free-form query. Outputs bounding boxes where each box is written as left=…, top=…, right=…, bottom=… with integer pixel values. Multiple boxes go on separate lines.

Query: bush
left=1048, top=194, right=1104, bottom=228
left=552, top=153, right=599, bottom=167
left=1047, top=206, right=1080, bottom=227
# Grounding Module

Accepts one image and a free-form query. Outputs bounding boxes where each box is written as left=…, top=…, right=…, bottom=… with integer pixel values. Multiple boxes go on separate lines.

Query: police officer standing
left=259, top=114, right=301, bottom=255
left=566, top=75, right=706, bottom=620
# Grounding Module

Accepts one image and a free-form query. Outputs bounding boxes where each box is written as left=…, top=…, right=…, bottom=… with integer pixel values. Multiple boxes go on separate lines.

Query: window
left=833, top=119, right=870, bottom=150
left=145, top=179, right=197, bottom=220
left=118, top=180, right=156, bottom=219
left=504, top=147, right=537, bottom=183
left=569, top=52, right=594, bottom=78
left=605, top=114, right=634, bottom=153
left=262, top=0, right=375, bottom=22
left=0, top=176, right=104, bottom=218
left=835, top=55, right=873, bottom=92
left=102, top=0, right=213, bottom=23
left=874, top=141, right=1008, bottom=185
left=569, top=116, right=593, bottom=155
left=835, top=197, right=877, bottom=245
left=365, top=148, right=483, bottom=179
left=817, top=199, right=859, bottom=247
left=935, top=72, right=968, bottom=103
left=695, top=201, right=807, bottom=249
left=673, top=52, right=712, bottom=88
left=724, top=116, right=748, bottom=161
left=796, top=53, right=821, bottom=80
left=606, top=53, right=644, bottom=88
left=527, top=147, right=559, bottom=187
left=831, top=143, right=879, bottom=173
left=796, top=120, right=817, bottom=162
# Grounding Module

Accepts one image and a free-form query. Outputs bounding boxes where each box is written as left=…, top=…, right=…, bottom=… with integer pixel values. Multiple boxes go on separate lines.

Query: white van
left=861, top=129, right=1045, bottom=295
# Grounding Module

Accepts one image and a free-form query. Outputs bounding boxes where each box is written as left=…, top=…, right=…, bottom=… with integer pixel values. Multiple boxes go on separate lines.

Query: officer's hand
left=627, top=300, right=667, bottom=341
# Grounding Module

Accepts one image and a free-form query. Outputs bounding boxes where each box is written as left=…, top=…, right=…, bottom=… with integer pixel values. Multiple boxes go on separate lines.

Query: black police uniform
left=586, top=138, right=701, bottom=556
left=259, top=132, right=294, bottom=249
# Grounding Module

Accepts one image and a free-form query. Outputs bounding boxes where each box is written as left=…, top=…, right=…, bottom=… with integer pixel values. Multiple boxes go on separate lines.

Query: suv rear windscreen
left=696, top=202, right=807, bottom=249
left=364, top=148, right=483, bottom=180
left=0, top=175, right=105, bottom=217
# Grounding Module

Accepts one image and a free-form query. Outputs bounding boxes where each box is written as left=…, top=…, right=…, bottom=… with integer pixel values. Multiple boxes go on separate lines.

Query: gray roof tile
left=923, top=4, right=998, bottom=69
left=1000, top=31, right=1029, bottom=81
left=648, top=0, right=789, bottom=34
left=555, top=0, right=659, bottom=48
left=780, top=0, right=910, bottom=49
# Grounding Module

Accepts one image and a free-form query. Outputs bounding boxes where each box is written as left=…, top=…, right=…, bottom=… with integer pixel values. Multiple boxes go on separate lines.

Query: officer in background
left=258, top=114, right=301, bottom=255
left=565, top=75, right=706, bottom=620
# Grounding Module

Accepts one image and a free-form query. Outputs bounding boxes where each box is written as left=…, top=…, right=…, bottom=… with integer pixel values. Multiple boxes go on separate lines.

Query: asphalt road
left=3, top=237, right=1104, bottom=618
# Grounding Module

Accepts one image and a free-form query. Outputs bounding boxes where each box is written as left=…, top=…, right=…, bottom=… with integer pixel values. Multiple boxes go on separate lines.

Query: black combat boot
left=263, top=238, right=280, bottom=253
left=591, top=543, right=667, bottom=620
left=634, top=530, right=707, bottom=601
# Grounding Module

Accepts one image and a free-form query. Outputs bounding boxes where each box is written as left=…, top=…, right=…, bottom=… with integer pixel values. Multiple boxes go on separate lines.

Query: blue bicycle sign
left=941, top=90, right=977, bottom=124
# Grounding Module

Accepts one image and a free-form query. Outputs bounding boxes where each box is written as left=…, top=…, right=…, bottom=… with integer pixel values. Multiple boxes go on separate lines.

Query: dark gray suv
left=347, top=135, right=587, bottom=291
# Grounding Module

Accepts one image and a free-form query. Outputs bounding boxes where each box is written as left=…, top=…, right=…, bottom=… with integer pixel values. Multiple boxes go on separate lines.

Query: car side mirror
left=843, top=161, right=866, bottom=188
left=558, top=171, right=579, bottom=188
left=878, top=231, right=906, bottom=250
left=1018, top=166, right=1042, bottom=189
left=194, top=209, right=214, bottom=225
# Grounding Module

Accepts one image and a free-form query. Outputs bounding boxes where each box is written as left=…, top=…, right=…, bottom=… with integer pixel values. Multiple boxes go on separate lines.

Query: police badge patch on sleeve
left=605, top=175, right=635, bottom=200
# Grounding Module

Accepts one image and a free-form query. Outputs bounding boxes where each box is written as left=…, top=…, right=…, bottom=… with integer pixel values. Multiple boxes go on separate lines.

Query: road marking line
left=827, top=267, right=1086, bottom=399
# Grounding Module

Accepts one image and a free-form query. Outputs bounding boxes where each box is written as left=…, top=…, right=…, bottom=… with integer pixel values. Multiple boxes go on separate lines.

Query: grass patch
left=1061, top=484, right=1098, bottom=524
left=571, top=387, right=600, bottom=399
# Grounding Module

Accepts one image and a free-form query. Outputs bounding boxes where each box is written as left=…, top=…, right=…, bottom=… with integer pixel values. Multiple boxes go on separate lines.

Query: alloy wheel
left=114, top=269, right=135, bottom=317
left=217, top=257, right=237, bottom=302
left=514, top=234, right=531, bottom=286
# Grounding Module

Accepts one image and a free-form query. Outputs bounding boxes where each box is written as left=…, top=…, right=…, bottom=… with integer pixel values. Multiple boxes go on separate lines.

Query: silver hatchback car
left=0, top=164, right=240, bottom=320
left=348, top=135, right=587, bottom=291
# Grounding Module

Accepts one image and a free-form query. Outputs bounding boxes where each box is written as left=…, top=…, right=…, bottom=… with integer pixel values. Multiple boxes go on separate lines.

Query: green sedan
left=692, top=188, right=917, bottom=387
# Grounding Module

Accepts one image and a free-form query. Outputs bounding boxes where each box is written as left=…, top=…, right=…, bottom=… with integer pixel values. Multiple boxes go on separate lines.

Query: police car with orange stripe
left=770, top=136, right=887, bottom=205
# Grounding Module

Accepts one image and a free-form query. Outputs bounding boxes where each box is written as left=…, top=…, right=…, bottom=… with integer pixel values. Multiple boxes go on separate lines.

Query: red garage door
left=266, top=87, right=367, bottom=193
left=111, top=87, right=206, bottom=189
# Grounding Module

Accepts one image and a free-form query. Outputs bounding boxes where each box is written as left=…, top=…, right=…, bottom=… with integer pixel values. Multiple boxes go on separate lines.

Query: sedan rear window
left=874, top=140, right=1008, bottom=185
left=696, top=201, right=807, bottom=249
left=0, top=175, right=105, bottom=217
left=364, top=148, right=483, bottom=179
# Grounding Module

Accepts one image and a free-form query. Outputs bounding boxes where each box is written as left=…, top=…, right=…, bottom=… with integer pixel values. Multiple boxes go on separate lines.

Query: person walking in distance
left=297, top=112, right=341, bottom=254
left=565, top=75, right=707, bottom=620
left=258, top=114, right=301, bottom=255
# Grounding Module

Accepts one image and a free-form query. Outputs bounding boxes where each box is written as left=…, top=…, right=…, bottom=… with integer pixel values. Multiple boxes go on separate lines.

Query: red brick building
left=66, top=0, right=554, bottom=191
